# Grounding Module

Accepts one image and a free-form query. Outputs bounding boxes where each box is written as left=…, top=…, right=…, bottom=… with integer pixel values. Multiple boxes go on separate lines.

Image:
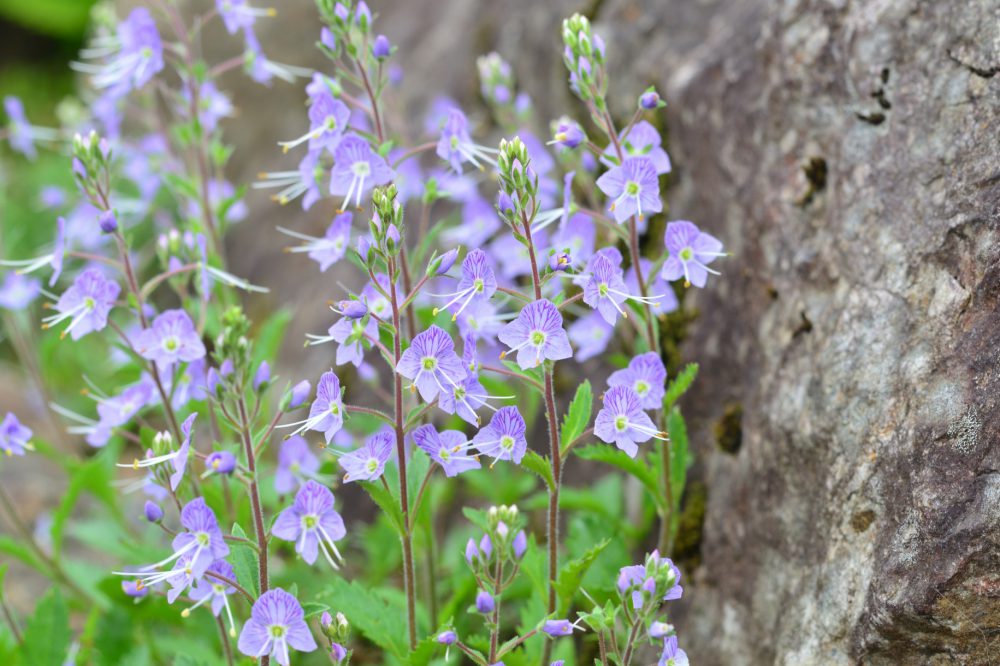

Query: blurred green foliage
left=0, top=0, right=96, bottom=38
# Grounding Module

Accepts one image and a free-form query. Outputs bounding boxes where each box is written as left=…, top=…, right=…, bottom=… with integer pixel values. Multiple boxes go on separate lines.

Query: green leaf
left=521, top=451, right=554, bottom=489
left=667, top=407, right=692, bottom=514
left=302, top=601, right=330, bottom=619
left=560, top=380, right=592, bottom=453
left=361, top=482, right=406, bottom=536
left=574, top=444, right=663, bottom=509
left=251, top=309, right=293, bottom=367
left=52, top=450, right=117, bottom=557
left=664, top=363, right=698, bottom=410
left=500, top=360, right=544, bottom=394
left=22, top=588, right=69, bottom=666
left=460, top=507, right=490, bottom=533
left=323, top=578, right=410, bottom=660
left=406, top=634, right=441, bottom=666
left=553, top=538, right=610, bottom=613
left=229, top=523, right=260, bottom=598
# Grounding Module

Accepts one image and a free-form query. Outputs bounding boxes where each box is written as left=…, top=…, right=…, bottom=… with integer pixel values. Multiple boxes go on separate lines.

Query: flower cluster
left=0, top=0, right=725, bottom=664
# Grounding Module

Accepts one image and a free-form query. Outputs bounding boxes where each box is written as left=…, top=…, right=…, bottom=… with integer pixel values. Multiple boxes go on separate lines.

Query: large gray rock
left=224, top=0, right=1000, bottom=662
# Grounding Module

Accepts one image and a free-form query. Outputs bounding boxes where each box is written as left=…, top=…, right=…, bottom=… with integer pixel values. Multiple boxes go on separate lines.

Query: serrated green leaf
left=553, top=538, right=610, bottom=614
left=575, top=444, right=664, bottom=509
left=22, top=588, right=69, bottom=666
left=664, top=363, right=698, bottom=410
left=406, top=634, right=440, bottom=666
left=323, top=578, right=409, bottom=660
left=361, top=482, right=405, bottom=536
left=667, top=407, right=692, bottom=513
left=460, top=507, right=490, bottom=533
left=229, top=523, right=260, bottom=598
left=521, top=450, right=553, bottom=489
left=560, top=380, right=592, bottom=453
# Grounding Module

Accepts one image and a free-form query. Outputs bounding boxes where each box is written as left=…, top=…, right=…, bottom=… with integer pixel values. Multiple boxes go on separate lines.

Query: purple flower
left=475, top=590, right=495, bottom=613
left=96, top=380, right=154, bottom=433
left=92, top=8, right=165, bottom=98
left=594, top=386, right=660, bottom=457
left=548, top=250, right=572, bottom=272
left=583, top=253, right=630, bottom=324
left=659, top=636, right=689, bottom=666
left=617, top=551, right=683, bottom=610
left=329, top=135, right=394, bottom=210
left=0, top=272, right=41, bottom=310
left=437, top=630, right=457, bottom=645
left=167, top=413, right=197, bottom=491
left=472, top=406, right=527, bottom=465
left=498, top=299, right=572, bottom=370
left=216, top=0, right=272, bottom=34
left=206, top=450, right=237, bottom=475
left=279, top=91, right=350, bottom=153
left=192, top=80, right=233, bottom=132
left=608, top=352, right=667, bottom=411
left=98, top=210, right=118, bottom=233
left=551, top=118, right=585, bottom=148
left=44, top=268, right=120, bottom=340
left=542, top=619, right=580, bottom=637
left=608, top=121, right=671, bottom=175
left=258, top=150, right=325, bottom=210
left=331, top=642, right=348, bottom=662
left=640, top=90, right=661, bottom=109
left=340, top=431, right=393, bottom=483
left=122, top=580, right=149, bottom=598
left=1, top=413, right=32, bottom=457
left=661, top=220, right=724, bottom=288
left=292, top=371, right=344, bottom=445
left=626, top=259, right=679, bottom=314
left=272, top=480, right=346, bottom=568
left=491, top=230, right=548, bottom=280
left=275, top=436, right=320, bottom=494
left=4, top=96, right=36, bottom=159
left=596, top=156, right=662, bottom=224
left=396, top=325, right=467, bottom=403
left=436, top=108, right=496, bottom=173
left=335, top=299, right=368, bottom=319
left=170, top=497, right=229, bottom=579
left=372, top=34, right=391, bottom=58
left=568, top=311, right=614, bottom=362
left=185, top=560, right=237, bottom=631
left=238, top=588, right=317, bottom=666
left=144, top=500, right=163, bottom=522
left=412, top=424, right=480, bottom=477
left=649, top=621, right=672, bottom=639
left=442, top=197, right=501, bottom=248
left=433, top=248, right=497, bottom=320
left=136, top=309, right=206, bottom=368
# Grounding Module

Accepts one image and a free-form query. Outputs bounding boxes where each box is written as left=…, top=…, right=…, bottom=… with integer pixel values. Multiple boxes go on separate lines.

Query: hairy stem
left=520, top=211, right=562, bottom=666
left=389, top=257, right=418, bottom=650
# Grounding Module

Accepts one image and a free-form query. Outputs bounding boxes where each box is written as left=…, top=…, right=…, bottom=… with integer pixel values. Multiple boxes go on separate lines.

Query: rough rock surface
left=225, top=0, right=1000, bottom=663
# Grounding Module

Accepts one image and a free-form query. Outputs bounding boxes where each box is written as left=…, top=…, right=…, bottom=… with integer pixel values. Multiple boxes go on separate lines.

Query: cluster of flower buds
left=464, top=505, right=528, bottom=579
left=495, top=137, right=537, bottom=226
left=315, top=0, right=374, bottom=60
left=71, top=130, right=114, bottom=214
left=615, top=550, right=683, bottom=615
left=368, top=184, right=403, bottom=258
left=561, top=13, right=608, bottom=107
left=213, top=307, right=252, bottom=381
left=477, top=52, right=516, bottom=108
left=320, top=611, right=352, bottom=663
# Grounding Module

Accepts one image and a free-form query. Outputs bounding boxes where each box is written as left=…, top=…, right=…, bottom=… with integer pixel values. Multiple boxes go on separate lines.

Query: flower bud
left=253, top=361, right=271, bottom=391
left=385, top=224, right=400, bottom=253
left=321, top=27, right=336, bottom=51
left=542, top=619, right=577, bottom=637
left=640, top=89, right=661, bottom=109
left=552, top=119, right=585, bottom=148
left=475, top=590, right=495, bottom=614
left=512, top=530, right=527, bottom=559
left=465, top=538, right=479, bottom=564
left=433, top=248, right=459, bottom=275
left=144, top=500, right=163, bottom=522
left=437, top=630, right=457, bottom=645
left=649, top=621, right=672, bottom=638
left=330, top=643, right=347, bottom=662
left=99, top=210, right=118, bottom=233
left=284, top=379, right=312, bottom=409
left=372, top=34, right=391, bottom=59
